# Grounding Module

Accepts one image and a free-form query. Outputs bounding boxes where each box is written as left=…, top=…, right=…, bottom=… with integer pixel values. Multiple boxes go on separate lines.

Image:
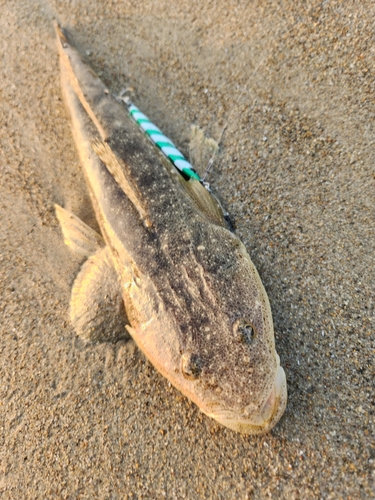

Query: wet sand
left=1, top=1, right=374, bottom=498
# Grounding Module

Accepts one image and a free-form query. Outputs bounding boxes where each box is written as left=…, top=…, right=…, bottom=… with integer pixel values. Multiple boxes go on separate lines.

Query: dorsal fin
left=91, top=139, right=151, bottom=227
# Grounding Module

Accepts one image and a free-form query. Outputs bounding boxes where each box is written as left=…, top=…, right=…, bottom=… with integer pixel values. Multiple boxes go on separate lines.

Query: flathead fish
left=54, top=23, right=287, bottom=434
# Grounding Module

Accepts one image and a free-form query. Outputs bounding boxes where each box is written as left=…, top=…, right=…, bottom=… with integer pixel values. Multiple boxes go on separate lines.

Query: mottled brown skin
left=55, top=24, right=287, bottom=434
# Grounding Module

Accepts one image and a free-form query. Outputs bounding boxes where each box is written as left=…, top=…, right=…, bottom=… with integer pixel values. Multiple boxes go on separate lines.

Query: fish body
left=54, top=24, right=287, bottom=434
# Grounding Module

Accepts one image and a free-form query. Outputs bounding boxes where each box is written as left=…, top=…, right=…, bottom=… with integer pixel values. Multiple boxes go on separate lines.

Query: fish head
left=176, top=224, right=287, bottom=434
left=128, top=223, right=287, bottom=435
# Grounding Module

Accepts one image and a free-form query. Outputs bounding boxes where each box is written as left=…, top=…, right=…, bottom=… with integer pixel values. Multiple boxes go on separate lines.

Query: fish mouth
left=208, top=358, right=287, bottom=435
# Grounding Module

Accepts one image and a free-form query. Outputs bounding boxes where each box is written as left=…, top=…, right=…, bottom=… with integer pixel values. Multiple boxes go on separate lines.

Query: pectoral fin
left=174, top=125, right=228, bottom=228
left=70, top=246, right=130, bottom=343
left=55, top=204, right=104, bottom=257
left=189, top=125, right=219, bottom=176
left=178, top=178, right=227, bottom=228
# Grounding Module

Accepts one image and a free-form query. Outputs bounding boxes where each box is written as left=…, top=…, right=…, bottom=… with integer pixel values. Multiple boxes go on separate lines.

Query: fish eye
left=234, top=319, right=256, bottom=344
left=181, top=353, right=202, bottom=380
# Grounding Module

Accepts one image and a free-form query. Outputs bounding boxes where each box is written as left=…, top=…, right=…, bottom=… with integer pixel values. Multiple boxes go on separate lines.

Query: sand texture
left=1, top=0, right=374, bottom=498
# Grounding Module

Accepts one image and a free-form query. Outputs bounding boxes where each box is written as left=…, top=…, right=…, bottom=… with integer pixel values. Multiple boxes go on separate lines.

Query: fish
left=54, top=23, right=287, bottom=434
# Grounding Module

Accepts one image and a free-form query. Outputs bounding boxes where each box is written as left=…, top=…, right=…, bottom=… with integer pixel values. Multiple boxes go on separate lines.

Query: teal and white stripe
left=128, top=103, right=200, bottom=181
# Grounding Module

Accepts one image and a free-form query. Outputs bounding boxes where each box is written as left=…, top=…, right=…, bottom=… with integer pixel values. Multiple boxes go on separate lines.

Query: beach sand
left=1, top=0, right=374, bottom=498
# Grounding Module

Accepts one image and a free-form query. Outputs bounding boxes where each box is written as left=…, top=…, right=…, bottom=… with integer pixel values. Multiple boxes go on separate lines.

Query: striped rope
left=127, top=103, right=201, bottom=181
